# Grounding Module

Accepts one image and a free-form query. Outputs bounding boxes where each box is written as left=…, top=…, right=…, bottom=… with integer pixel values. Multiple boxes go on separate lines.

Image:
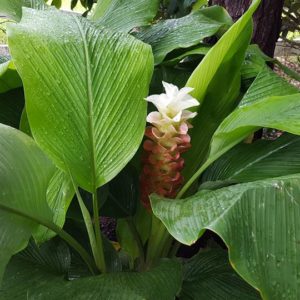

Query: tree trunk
left=209, top=0, right=284, bottom=57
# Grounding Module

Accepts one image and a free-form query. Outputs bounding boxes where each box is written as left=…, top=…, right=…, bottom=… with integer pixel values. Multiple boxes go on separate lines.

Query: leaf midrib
left=73, top=16, right=97, bottom=191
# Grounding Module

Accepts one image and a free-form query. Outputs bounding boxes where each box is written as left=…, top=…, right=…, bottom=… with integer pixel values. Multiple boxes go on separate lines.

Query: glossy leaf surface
left=203, top=134, right=300, bottom=183
left=152, top=174, right=300, bottom=299
left=240, top=66, right=298, bottom=106
left=136, top=6, right=232, bottom=64
left=91, top=0, right=160, bottom=33
left=8, top=8, right=153, bottom=192
left=0, top=0, right=46, bottom=21
left=208, top=93, right=300, bottom=167
left=0, top=124, right=55, bottom=281
left=34, top=169, right=75, bottom=243
left=182, top=0, right=260, bottom=181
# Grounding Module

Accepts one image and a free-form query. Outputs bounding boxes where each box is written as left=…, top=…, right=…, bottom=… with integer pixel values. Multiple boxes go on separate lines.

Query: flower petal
left=146, top=111, right=162, bottom=124
left=162, top=81, right=178, bottom=97
left=181, top=110, right=197, bottom=120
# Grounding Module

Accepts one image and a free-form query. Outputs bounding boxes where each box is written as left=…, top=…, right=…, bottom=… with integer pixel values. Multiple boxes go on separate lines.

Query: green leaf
left=192, top=0, right=208, bottom=11
left=182, top=1, right=260, bottom=182
left=18, top=111, right=75, bottom=244
left=186, top=0, right=260, bottom=103
left=0, top=60, right=22, bottom=93
left=136, top=6, right=232, bottom=65
left=90, top=0, right=160, bottom=33
left=116, top=219, right=140, bottom=262
left=51, top=0, right=62, bottom=9
left=208, top=93, right=300, bottom=167
left=102, top=235, right=122, bottom=273
left=241, top=44, right=272, bottom=80
left=34, top=169, right=75, bottom=243
left=0, top=88, right=24, bottom=128
left=19, top=238, right=71, bottom=274
left=151, top=174, right=300, bottom=299
left=8, top=8, right=154, bottom=192
left=180, top=249, right=260, bottom=299
left=203, top=134, right=300, bottom=184
left=19, top=108, right=32, bottom=135
left=162, top=45, right=210, bottom=66
left=1, top=257, right=182, bottom=299
left=181, top=93, right=300, bottom=197
left=0, top=0, right=46, bottom=21
left=0, top=124, right=55, bottom=282
left=239, top=66, right=299, bottom=106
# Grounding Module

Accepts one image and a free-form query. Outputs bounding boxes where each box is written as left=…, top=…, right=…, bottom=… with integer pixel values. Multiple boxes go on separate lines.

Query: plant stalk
left=146, top=161, right=212, bottom=264
left=72, top=183, right=104, bottom=273
left=146, top=216, right=171, bottom=266
left=126, top=218, right=145, bottom=264
left=92, top=191, right=106, bottom=273
left=0, top=203, right=96, bottom=274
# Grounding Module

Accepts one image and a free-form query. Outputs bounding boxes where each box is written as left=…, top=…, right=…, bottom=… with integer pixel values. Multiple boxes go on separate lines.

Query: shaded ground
left=275, top=56, right=300, bottom=89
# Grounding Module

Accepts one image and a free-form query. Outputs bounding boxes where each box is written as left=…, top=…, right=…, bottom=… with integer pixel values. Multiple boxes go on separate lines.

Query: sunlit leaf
left=8, top=8, right=153, bottom=192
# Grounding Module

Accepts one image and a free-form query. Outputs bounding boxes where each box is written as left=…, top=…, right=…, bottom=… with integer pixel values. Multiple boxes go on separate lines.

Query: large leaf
left=180, top=249, right=260, bottom=299
left=180, top=93, right=300, bottom=196
left=241, top=44, right=272, bottom=81
left=34, top=169, right=75, bottom=243
left=208, top=93, right=300, bottom=167
left=17, top=109, right=75, bottom=244
left=19, top=238, right=71, bottom=275
left=202, top=133, right=300, bottom=183
left=1, top=258, right=182, bottom=299
left=182, top=0, right=260, bottom=182
left=239, top=66, right=299, bottom=106
left=0, top=124, right=55, bottom=282
left=0, top=0, right=46, bottom=21
left=135, top=6, right=232, bottom=65
left=151, top=174, right=300, bottom=299
left=90, top=0, right=160, bottom=33
left=8, top=8, right=153, bottom=192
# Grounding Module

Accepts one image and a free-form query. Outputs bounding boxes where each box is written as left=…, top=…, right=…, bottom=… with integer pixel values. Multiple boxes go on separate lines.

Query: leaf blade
left=136, top=6, right=232, bottom=65
left=91, top=0, right=160, bottom=33
left=2, top=257, right=182, bottom=299
left=8, top=9, right=154, bottom=192
left=151, top=174, right=300, bottom=299
left=0, top=124, right=55, bottom=281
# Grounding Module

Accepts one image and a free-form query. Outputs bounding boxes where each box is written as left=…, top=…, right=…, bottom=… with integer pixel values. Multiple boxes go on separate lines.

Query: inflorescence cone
left=140, top=81, right=199, bottom=210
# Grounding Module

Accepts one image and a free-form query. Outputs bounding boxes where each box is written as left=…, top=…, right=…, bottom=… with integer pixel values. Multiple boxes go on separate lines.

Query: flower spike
left=141, top=82, right=199, bottom=210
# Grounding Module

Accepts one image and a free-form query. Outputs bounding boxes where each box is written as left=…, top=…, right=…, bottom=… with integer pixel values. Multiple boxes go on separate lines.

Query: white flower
left=145, top=82, right=199, bottom=132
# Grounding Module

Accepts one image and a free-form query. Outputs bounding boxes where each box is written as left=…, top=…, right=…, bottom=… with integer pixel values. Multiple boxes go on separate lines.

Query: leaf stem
left=126, top=218, right=145, bottom=264
left=0, top=203, right=96, bottom=275
left=146, top=216, right=171, bottom=266
left=146, top=160, right=212, bottom=264
left=176, top=160, right=211, bottom=199
left=73, top=185, right=103, bottom=272
left=92, top=190, right=106, bottom=273
left=168, top=241, right=181, bottom=258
